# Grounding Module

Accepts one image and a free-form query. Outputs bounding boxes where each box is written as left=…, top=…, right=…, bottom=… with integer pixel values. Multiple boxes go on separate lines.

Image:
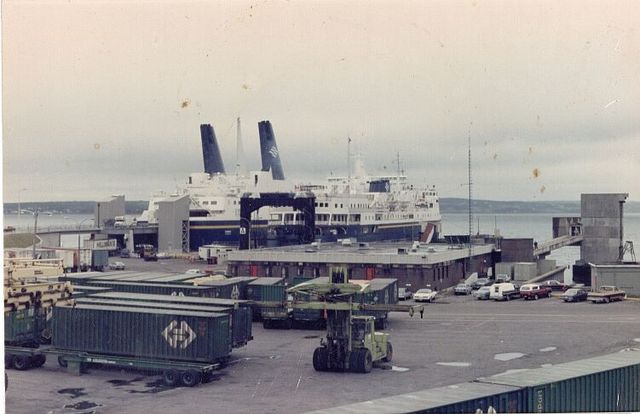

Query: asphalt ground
left=5, top=260, right=640, bottom=414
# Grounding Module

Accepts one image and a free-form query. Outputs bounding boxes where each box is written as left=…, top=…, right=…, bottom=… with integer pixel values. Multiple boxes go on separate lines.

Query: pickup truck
left=587, top=286, right=626, bottom=303
left=519, top=283, right=552, bottom=300
left=489, top=283, right=520, bottom=301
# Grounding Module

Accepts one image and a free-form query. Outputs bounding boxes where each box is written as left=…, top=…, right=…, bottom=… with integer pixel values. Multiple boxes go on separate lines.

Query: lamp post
left=65, top=216, right=94, bottom=271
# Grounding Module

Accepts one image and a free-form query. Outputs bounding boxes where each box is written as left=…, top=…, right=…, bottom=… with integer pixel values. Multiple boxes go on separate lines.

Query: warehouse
left=226, top=241, right=496, bottom=291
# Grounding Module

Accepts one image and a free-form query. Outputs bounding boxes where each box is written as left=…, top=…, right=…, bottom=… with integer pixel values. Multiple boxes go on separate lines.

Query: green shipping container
left=85, top=280, right=217, bottom=297
left=246, top=277, right=286, bottom=320
left=70, top=285, right=113, bottom=298
left=75, top=297, right=252, bottom=348
left=4, top=309, right=38, bottom=345
left=353, top=278, right=398, bottom=327
left=303, top=381, right=525, bottom=414
left=479, top=350, right=640, bottom=412
left=197, top=277, right=257, bottom=299
left=53, top=304, right=232, bottom=363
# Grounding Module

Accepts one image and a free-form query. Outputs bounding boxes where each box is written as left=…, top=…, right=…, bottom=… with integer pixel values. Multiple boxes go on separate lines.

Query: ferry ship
left=268, top=156, right=441, bottom=244
left=137, top=120, right=441, bottom=250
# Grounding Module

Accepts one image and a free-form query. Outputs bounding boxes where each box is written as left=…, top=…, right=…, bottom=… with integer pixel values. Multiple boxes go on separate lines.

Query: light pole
left=65, top=216, right=94, bottom=271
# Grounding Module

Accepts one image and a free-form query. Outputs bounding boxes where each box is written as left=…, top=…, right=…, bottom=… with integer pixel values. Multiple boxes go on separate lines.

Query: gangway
left=533, top=234, right=583, bottom=258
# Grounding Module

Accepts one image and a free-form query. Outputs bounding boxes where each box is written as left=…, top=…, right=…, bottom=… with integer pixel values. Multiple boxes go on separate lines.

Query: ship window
left=429, top=203, right=433, bottom=208
left=203, top=201, right=209, bottom=205
left=225, top=230, right=232, bottom=236
left=340, top=204, right=343, bottom=208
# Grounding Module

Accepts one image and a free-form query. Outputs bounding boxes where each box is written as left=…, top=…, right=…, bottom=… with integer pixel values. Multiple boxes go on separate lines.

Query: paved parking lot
left=6, top=265, right=640, bottom=414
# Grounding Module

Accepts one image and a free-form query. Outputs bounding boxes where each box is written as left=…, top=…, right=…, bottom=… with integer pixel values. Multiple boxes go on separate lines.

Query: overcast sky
left=3, top=0, right=639, bottom=203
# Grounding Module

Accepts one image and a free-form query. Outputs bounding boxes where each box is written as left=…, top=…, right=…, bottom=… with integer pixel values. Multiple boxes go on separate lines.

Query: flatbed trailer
left=4, top=345, right=222, bottom=387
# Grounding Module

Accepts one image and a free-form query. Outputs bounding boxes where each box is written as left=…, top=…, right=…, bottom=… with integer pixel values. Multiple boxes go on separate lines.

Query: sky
left=2, top=0, right=639, bottom=203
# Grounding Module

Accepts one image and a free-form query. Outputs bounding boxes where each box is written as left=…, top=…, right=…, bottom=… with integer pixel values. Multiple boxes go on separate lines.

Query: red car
left=519, top=283, right=552, bottom=300
left=540, top=280, right=571, bottom=291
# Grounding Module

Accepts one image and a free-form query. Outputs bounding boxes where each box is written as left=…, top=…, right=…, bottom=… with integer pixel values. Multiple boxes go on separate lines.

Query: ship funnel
left=200, top=124, right=226, bottom=175
left=258, top=120, right=285, bottom=180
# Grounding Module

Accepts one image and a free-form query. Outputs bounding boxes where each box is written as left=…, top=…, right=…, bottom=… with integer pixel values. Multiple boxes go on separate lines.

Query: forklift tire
left=31, top=354, right=47, bottom=368
left=382, top=342, right=393, bottom=363
left=357, top=349, right=373, bottom=373
left=162, top=370, right=180, bottom=387
left=312, top=347, right=329, bottom=372
left=12, top=355, right=31, bottom=371
left=180, top=370, right=201, bottom=387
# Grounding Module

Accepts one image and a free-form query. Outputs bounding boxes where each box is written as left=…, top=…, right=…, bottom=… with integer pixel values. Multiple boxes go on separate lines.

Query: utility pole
left=467, top=123, right=473, bottom=275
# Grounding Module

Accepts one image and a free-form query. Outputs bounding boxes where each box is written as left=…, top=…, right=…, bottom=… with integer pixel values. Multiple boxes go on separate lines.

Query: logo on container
left=162, top=320, right=196, bottom=349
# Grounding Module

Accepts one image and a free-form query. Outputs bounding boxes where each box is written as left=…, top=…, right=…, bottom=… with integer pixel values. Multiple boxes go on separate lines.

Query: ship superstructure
left=138, top=121, right=441, bottom=250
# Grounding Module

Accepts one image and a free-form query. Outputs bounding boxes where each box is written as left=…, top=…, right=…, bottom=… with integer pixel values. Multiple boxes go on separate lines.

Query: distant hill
left=3, top=198, right=639, bottom=215
left=3, top=201, right=149, bottom=215
left=440, top=198, right=640, bottom=214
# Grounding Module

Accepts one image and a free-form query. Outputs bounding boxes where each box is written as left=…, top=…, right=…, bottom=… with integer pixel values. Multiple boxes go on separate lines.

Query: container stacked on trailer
left=4, top=270, right=74, bottom=371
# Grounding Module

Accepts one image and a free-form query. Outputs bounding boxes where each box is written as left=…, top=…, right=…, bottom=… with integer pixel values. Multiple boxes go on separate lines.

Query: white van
left=490, top=282, right=519, bottom=301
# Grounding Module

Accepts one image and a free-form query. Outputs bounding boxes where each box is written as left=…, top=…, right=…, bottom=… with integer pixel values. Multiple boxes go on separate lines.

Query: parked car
left=540, top=280, right=571, bottom=291
left=561, top=288, right=589, bottom=302
left=519, top=283, right=552, bottom=300
left=413, top=288, right=437, bottom=303
left=454, top=283, right=473, bottom=295
left=119, top=248, right=130, bottom=258
left=398, top=287, right=413, bottom=300
left=109, top=261, right=126, bottom=270
left=473, top=286, right=492, bottom=300
left=489, top=283, right=520, bottom=301
left=471, top=278, right=492, bottom=290
left=495, top=274, right=511, bottom=283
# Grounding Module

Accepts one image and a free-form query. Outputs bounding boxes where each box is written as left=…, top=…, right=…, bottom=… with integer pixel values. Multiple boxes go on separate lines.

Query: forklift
left=288, top=267, right=422, bottom=373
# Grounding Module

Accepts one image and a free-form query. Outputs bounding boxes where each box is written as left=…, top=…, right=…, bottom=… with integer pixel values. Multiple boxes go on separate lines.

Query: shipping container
left=4, top=309, right=38, bottom=345
left=478, top=350, right=640, bottom=412
left=69, top=285, right=113, bottom=298
left=85, top=280, right=217, bottom=297
left=53, top=304, right=232, bottom=363
left=303, top=381, right=525, bottom=414
left=75, top=297, right=252, bottom=348
left=84, top=291, right=252, bottom=347
left=353, top=278, right=397, bottom=328
left=88, top=291, right=251, bottom=308
left=246, top=277, right=286, bottom=320
left=195, top=277, right=257, bottom=299
left=142, top=274, right=203, bottom=284
left=91, top=250, right=109, bottom=271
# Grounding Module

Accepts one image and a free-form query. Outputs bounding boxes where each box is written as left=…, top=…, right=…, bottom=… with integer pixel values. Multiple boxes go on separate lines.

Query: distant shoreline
left=4, top=198, right=639, bottom=215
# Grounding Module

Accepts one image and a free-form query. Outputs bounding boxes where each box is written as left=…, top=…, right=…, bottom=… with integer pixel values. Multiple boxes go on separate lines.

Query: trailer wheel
left=359, top=349, right=373, bottom=373
left=180, top=370, right=201, bottom=387
left=58, top=357, right=68, bottom=368
left=382, top=342, right=393, bottom=363
left=283, top=318, right=293, bottom=330
left=312, top=347, right=329, bottom=372
left=31, top=355, right=46, bottom=368
left=12, top=355, right=31, bottom=371
left=5, top=354, right=14, bottom=369
left=162, top=370, right=179, bottom=387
